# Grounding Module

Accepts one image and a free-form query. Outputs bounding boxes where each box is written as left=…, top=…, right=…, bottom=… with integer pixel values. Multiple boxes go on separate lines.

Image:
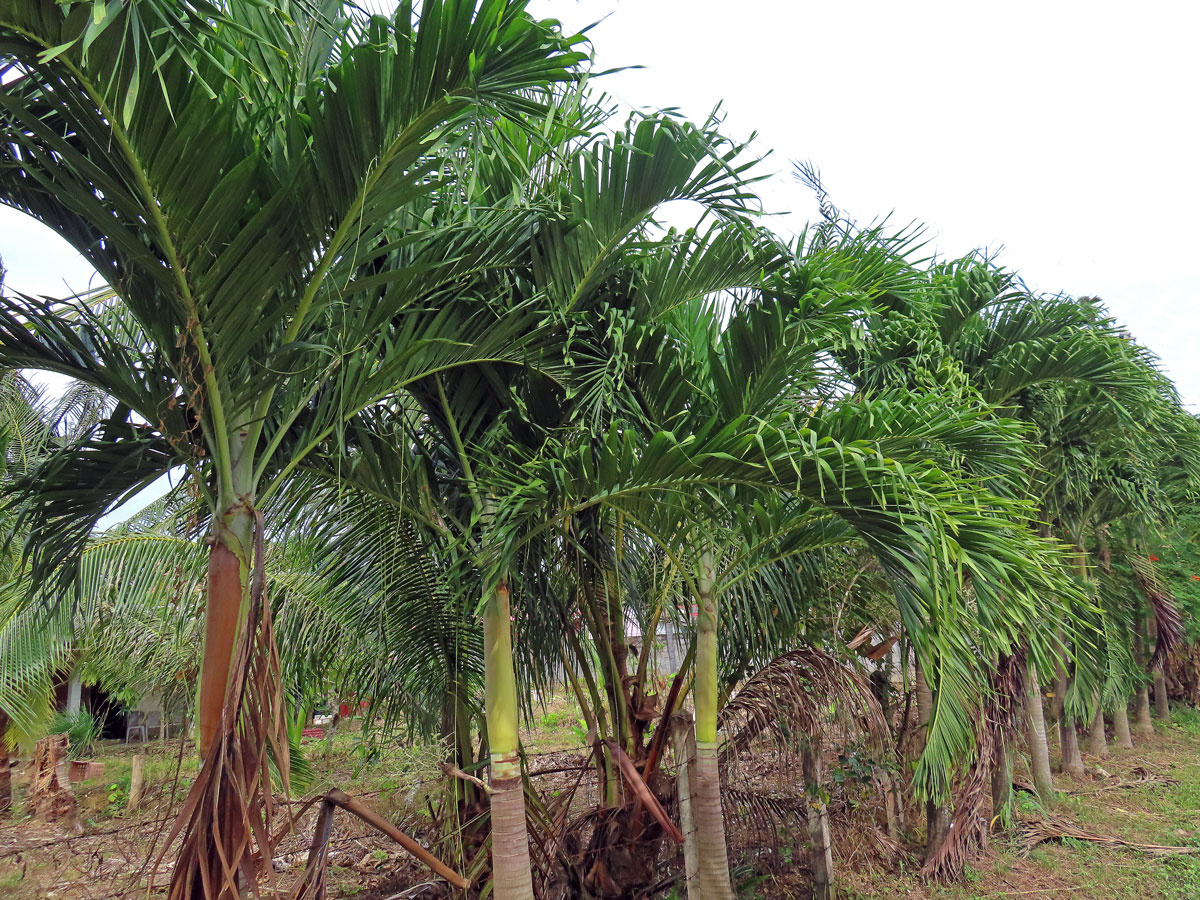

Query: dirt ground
left=3, top=702, right=1200, bottom=899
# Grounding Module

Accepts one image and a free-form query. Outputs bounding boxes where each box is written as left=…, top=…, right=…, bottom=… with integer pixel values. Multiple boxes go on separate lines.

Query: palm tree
left=0, top=2, right=586, bottom=895
left=483, top=217, right=1109, bottom=890
left=242, top=105, right=776, bottom=897
left=810, top=212, right=1164, bottom=810
left=1031, top=368, right=1200, bottom=764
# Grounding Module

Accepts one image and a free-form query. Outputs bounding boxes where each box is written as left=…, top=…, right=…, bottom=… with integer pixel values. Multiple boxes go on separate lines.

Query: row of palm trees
left=2, top=2, right=1198, bottom=899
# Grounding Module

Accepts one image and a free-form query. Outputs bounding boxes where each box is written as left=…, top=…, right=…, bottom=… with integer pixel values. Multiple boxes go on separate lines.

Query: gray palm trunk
left=691, top=550, right=735, bottom=900
left=672, top=714, right=700, bottom=900
left=0, top=711, right=9, bottom=815
left=1154, top=667, right=1171, bottom=720
left=1060, top=712, right=1086, bottom=778
left=1133, top=620, right=1155, bottom=733
left=1149, top=617, right=1172, bottom=720
left=1025, top=661, right=1055, bottom=801
left=1112, top=700, right=1135, bottom=749
left=1084, top=699, right=1108, bottom=758
left=1134, top=685, right=1155, bottom=733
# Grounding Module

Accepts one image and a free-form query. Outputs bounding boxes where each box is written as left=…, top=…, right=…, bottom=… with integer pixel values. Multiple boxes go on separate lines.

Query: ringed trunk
left=1059, top=714, right=1085, bottom=778
left=914, top=662, right=933, bottom=754
left=1084, top=696, right=1108, bottom=758
left=1134, top=685, right=1154, bottom=733
left=66, top=676, right=82, bottom=715
left=692, top=550, right=734, bottom=900
left=483, top=577, right=534, bottom=900
left=924, top=801, right=950, bottom=862
left=1112, top=700, right=1134, bottom=749
left=1133, top=619, right=1154, bottom=733
left=1149, top=615, right=1170, bottom=720
left=1154, top=668, right=1171, bottom=720
left=1025, top=661, right=1055, bottom=802
left=672, top=713, right=700, bottom=900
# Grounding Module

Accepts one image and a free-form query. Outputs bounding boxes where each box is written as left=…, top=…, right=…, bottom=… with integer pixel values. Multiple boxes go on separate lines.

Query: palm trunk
left=1084, top=698, right=1108, bottom=758
left=802, top=742, right=835, bottom=900
left=924, top=801, right=950, bottom=862
left=66, top=676, right=82, bottom=715
left=692, top=550, right=734, bottom=900
left=672, top=713, right=700, bottom=900
left=1134, top=685, right=1154, bottom=733
left=1154, top=668, right=1171, bottom=720
left=915, top=662, right=933, bottom=752
left=1059, top=711, right=1085, bottom=778
left=1149, top=615, right=1171, bottom=720
left=1112, top=700, right=1134, bottom=749
left=483, top=577, right=533, bottom=900
left=173, top=497, right=255, bottom=900
left=914, top=661, right=949, bottom=859
left=1133, top=621, right=1154, bottom=734
left=878, top=767, right=900, bottom=839
left=1025, top=661, right=1055, bottom=801
left=1050, top=667, right=1068, bottom=723
left=990, top=737, right=1012, bottom=828
left=197, top=508, right=253, bottom=756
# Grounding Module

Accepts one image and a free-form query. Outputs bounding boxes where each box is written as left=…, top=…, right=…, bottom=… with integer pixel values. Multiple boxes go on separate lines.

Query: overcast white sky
left=3, top=0, right=1198, bottom=407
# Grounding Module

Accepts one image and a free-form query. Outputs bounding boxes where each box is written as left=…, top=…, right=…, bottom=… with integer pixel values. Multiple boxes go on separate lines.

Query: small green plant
left=570, top=718, right=590, bottom=745
left=49, top=709, right=101, bottom=759
left=540, top=711, right=563, bottom=728
left=105, top=782, right=128, bottom=813
left=1015, top=791, right=1045, bottom=815
left=732, top=861, right=772, bottom=898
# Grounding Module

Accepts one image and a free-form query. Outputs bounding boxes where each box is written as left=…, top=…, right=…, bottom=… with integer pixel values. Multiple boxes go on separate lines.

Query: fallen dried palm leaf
left=1019, top=815, right=1200, bottom=856
left=1059, top=766, right=1177, bottom=796
left=1073, top=778, right=1178, bottom=795
left=291, top=789, right=470, bottom=899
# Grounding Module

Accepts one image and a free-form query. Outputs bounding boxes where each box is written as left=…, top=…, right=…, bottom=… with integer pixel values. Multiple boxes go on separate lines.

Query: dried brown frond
left=828, top=801, right=907, bottom=869
left=1165, top=642, right=1200, bottom=706
left=1019, top=814, right=1200, bottom=856
left=718, top=645, right=890, bottom=767
left=1069, top=766, right=1177, bottom=795
left=722, top=787, right=810, bottom=838
left=1131, top=555, right=1184, bottom=670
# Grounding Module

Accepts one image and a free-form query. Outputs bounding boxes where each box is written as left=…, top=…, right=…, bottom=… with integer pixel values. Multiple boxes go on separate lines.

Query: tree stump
left=27, top=734, right=78, bottom=825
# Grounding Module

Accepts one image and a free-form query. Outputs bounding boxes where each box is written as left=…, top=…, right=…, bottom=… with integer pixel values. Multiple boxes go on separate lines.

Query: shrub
left=49, top=709, right=102, bottom=760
